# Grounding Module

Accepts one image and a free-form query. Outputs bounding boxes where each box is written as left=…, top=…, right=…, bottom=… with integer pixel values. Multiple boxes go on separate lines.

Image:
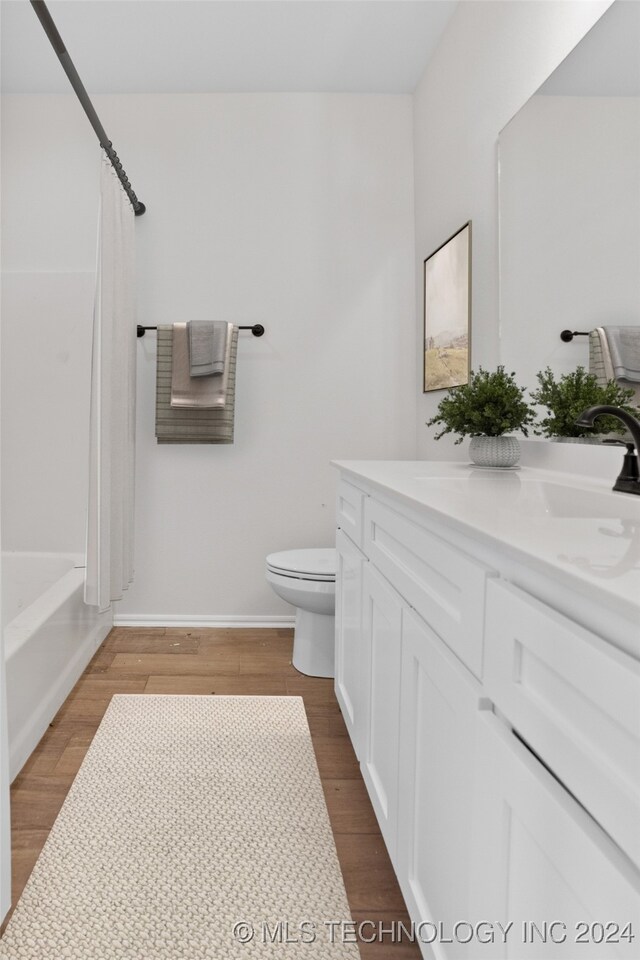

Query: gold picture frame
left=423, top=222, right=471, bottom=392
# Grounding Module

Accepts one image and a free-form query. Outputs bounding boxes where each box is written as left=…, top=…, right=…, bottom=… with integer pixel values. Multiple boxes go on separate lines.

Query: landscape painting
left=423, top=222, right=471, bottom=392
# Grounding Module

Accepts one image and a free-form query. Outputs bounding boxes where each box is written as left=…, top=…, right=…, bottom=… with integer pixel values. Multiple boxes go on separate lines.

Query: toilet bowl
left=266, top=548, right=336, bottom=678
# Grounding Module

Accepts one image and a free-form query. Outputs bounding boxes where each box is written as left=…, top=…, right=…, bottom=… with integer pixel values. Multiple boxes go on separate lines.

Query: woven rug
left=0, top=695, right=360, bottom=958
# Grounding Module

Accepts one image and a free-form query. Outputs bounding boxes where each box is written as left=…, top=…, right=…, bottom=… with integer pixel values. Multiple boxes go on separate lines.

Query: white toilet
left=266, top=548, right=337, bottom=678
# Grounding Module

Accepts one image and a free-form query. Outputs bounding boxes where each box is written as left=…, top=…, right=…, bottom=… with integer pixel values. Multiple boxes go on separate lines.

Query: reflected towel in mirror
left=599, top=326, right=640, bottom=383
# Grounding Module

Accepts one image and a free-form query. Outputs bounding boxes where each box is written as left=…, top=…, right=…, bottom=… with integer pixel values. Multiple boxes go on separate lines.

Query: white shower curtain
left=85, top=154, right=136, bottom=612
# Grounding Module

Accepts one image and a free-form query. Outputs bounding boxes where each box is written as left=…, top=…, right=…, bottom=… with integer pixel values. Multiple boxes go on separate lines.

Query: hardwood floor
left=6, top=627, right=421, bottom=957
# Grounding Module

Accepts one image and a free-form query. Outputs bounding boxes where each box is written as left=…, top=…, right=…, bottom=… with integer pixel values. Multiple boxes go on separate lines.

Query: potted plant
left=426, top=366, right=536, bottom=466
left=531, top=367, right=638, bottom=440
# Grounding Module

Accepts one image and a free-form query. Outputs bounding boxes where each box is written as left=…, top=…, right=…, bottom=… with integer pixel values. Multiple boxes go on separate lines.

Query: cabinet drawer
left=364, top=497, right=493, bottom=678
left=336, top=479, right=365, bottom=548
left=484, top=579, right=640, bottom=871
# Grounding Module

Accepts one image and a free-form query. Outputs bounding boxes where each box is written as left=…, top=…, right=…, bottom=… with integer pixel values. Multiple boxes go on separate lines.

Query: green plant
left=426, top=366, right=536, bottom=444
left=531, top=367, right=638, bottom=438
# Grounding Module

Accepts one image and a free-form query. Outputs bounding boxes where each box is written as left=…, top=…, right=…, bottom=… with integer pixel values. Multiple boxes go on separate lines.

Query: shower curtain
left=85, top=154, right=136, bottom=612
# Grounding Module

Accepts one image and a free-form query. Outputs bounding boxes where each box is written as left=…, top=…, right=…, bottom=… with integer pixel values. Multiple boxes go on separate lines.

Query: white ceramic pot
left=469, top=435, right=521, bottom=467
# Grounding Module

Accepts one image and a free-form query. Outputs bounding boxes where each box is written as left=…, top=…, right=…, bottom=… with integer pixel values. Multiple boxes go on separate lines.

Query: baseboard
left=112, top=614, right=296, bottom=629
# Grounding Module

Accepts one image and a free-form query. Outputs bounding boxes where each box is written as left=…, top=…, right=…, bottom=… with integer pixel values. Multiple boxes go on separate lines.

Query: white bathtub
left=2, top=552, right=112, bottom=781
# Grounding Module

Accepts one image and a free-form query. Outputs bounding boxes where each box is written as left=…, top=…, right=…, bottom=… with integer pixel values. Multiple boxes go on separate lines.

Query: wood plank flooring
left=5, top=627, right=421, bottom=957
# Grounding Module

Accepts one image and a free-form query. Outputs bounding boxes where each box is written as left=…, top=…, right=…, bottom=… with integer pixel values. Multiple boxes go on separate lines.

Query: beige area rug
left=0, top=696, right=360, bottom=959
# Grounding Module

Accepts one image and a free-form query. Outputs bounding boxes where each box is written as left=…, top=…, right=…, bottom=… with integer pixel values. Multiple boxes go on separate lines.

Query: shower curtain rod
left=30, top=0, right=146, bottom=216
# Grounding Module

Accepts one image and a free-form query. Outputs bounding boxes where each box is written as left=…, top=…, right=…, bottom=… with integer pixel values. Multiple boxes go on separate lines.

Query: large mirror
left=498, top=0, right=640, bottom=400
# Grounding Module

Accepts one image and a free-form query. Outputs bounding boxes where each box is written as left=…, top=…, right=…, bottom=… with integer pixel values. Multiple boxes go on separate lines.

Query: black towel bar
left=560, top=329, right=589, bottom=342
left=137, top=324, right=265, bottom=338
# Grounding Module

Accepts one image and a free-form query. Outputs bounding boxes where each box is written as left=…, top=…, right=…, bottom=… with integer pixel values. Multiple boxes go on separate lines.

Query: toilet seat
left=266, top=548, right=336, bottom=582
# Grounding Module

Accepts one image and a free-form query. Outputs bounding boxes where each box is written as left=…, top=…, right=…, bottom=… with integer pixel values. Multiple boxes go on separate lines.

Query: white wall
left=1, top=92, right=100, bottom=556
left=499, top=94, right=640, bottom=391
left=413, top=0, right=613, bottom=459
left=0, top=18, right=10, bottom=915
left=0, top=441, right=8, bottom=923
left=0, top=243, right=9, bottom=930
left=1, top=93, right=415, bottom=621
left=1, top=273, right=95, bottom=552
left=0, top=631, right=8, bottom=921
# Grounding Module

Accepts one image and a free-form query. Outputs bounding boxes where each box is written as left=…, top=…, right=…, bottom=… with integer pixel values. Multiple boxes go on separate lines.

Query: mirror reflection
left=498, top=0, right=640, bottom=410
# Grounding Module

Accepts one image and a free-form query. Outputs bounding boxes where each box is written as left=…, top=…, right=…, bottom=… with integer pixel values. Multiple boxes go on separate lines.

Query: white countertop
left=333, top=460, right=640, bottom=625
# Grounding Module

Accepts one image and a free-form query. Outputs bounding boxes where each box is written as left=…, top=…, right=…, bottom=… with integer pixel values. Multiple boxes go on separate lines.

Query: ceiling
left=1, top=0, right=458, bottom=95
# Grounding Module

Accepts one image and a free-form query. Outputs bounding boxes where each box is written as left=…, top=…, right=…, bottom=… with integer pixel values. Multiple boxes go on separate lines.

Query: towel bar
left=137, top=324, right=265, bottom=338
left=560, top=329, right=589, bottom=342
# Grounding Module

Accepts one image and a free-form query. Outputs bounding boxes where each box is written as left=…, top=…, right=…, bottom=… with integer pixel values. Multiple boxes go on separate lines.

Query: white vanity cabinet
left=333, top=461, right=640, bottom=960
left=335, top=473, right=489, bottom=955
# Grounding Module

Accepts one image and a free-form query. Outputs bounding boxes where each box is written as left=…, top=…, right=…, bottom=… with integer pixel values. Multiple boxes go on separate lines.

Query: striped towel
left=599, top=326, right=640, bottom=383
left=590, top=327, right=640, bottom=408
left=155, top=324, right=238, bottom=444
left=589, top=329, right=614, bottom=386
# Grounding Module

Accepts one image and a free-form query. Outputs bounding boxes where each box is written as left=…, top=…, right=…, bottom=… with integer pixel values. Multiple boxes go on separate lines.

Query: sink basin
left=521, top=480, right=640, bottom=521
left=412, top=474, right=640, bottom=521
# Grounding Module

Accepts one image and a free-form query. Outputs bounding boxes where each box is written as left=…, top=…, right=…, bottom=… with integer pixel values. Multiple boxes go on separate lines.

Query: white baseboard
left=112, top=614, right=295, bottom=629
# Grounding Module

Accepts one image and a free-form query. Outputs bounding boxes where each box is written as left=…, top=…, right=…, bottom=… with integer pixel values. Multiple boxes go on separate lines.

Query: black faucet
left=575, top=405, right=640, bottom=495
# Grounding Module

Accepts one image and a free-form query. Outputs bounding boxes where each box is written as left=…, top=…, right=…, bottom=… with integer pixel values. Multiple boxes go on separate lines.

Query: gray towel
left=601, top=326, right=640, bottom=383
left=155, top=324, right=238, bottom=444
left=188, top=320, right=228, bottom=377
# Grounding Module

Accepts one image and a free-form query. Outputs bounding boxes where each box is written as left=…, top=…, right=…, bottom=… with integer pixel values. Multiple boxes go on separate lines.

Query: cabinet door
left=335, top=528, right=366, bottom=757
left=397, top=608, right=480, bottom=960
left=361, top=563, right=403, bottom=862
left=471, top=711, right=640, bottom=960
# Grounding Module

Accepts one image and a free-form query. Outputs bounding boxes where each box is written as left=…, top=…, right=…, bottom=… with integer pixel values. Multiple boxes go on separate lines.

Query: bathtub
left=2, top=552, right=112, bottom=781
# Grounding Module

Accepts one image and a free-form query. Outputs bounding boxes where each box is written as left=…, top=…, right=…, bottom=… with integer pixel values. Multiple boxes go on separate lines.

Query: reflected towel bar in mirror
left=137, top=324, right=265, bottom=338
left=560, top=329, right=589, bottom=343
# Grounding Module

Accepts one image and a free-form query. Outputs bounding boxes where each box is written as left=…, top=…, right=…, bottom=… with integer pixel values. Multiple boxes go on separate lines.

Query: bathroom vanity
left=333, top=460, right=640, bottom=960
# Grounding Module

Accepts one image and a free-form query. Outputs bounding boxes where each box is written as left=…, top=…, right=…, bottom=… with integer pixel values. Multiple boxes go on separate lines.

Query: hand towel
left=601, top=326, right=640, bottom=383
left=187, top=320, right=228, bottom=377
left=170, top=322, right=234, bottom=408
left=155, top=324, right=238, bottom=444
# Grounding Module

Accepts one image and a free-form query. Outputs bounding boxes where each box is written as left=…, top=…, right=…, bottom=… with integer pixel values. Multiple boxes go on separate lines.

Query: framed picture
left=423, top=222, right=471, bottom=392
